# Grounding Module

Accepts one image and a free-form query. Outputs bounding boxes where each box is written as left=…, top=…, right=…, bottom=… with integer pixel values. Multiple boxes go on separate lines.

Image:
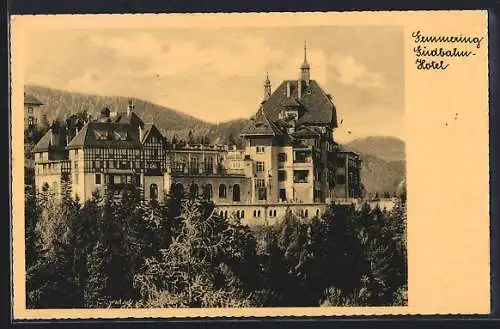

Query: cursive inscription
left=411, top=30, right=484, bottom=70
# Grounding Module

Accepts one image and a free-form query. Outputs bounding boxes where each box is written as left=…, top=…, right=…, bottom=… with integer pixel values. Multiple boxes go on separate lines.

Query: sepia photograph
left=11, top=11, right=489, bottom=318
left=22, top=24, right=407, bottom=309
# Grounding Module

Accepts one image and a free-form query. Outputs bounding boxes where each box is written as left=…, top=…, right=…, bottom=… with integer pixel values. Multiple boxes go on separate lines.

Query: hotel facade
left=31, top=48, right=362, bottom=225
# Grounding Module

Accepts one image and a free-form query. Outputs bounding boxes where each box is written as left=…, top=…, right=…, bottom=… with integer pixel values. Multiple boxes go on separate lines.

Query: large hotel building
left=29, top=47, right=362, bottom=225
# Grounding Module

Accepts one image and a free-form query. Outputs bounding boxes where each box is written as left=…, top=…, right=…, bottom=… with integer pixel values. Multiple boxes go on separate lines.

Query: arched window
left=258, top=210, right=261, bottom=217
left=232, top=184, right=241, bottom=202
left=219, top=184, right=227, bottom=198
left=236, top=210, right=240, bottom=218
left=316, top=209, right=320, bottom=217
left=253, top=210, right=257, bottom=217
left=304, top=209, right=308, bottom=218
left=273, top=210, right=277, bottom=217
left=150, top=183, right=158, bottom=201
left=224, top=210, right=228, bottom=219
left=269, top=209, right=273, bottom=217
left=190, top=183, right=198, bottom=197
left=203, top=184, right=213, bottom=199
left=172, top=183, right=184, bottom=199
left=241, top=210, right=245, bottom=218
left=219, top=210, right=224, bottom=217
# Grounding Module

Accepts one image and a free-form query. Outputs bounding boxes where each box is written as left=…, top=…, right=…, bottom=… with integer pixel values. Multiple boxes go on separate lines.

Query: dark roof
left=261, top=80, right=337, bottom=126
left=281, top=96, right=301, bottom=108
left=337, top=144, right=360, bottom=156
left=141, top=123, right=164, bottom=143
left=112, top=111, right=144, bottom=128
left=67, top=121, right=142, bottom=149
left=240, top=108, right=283, bottom=136
left=33, top=127, right=68, bottom=152
left=24, top=94, right=43, bottom=106
left=292, top=125, right=321, bottom=137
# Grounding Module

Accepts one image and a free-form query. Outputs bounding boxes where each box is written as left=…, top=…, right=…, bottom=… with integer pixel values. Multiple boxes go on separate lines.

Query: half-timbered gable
left=141, top=124, right=166, bottom=176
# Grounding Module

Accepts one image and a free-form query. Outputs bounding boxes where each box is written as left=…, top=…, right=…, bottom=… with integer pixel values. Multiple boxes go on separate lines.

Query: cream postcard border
left=10, top=11, right=490, bottom=319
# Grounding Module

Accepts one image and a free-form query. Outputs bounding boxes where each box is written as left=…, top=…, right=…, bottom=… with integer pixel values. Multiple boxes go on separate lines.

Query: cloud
left=23, top=28, right=403, bottom=140
left=328, top=54, right=388, bottom=90
left=89, top=34, right=291, bottom=79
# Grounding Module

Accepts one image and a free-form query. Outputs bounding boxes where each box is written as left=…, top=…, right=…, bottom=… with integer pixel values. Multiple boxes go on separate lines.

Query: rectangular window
left=293, top=170, right=309, bottom=183
left=74, top=174, right=79, bottom=184
left=256, top=161, right=264, bottom=172
left=92, top=161, right=96, bottom=169
left=278, top=152, right=287, bottom=162
left=294, top=150, right=310, bottom=163
left=256, top=146, right=265, bottom=153
left=280, top=189, right=287, bottom=201
left=255, top=178, right=266, bottom=188
left=336, top=174, right=346, bottom=184
left=74, top=161, right=78, bottom=169
left=135, top=175, right=141, bottom=185
left=278, top=170, right=287, bottom=182
left=109, top=160, right=114, bottom=169
left=75, top=149, right=79, bottom=156
left=95, top=174, right=101, bottom=185
left=258, top=187, right=267, bottom=200
left=336, top=157, right=345, bottom=167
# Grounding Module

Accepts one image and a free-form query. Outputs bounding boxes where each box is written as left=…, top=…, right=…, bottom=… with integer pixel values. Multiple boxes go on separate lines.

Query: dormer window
left=114, top=130, right=128, bottom=141
left=94, top=130, right=109, bottom=141
left=285, top=110, right=298, bottom=121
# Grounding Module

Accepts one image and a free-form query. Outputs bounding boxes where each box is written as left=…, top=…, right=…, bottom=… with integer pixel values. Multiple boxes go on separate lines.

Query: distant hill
left=345, top=137, right=406, bottom=196
left=24, top=85, right=209, bottom=134
left=24, top=85, right=248, bottom=145
left=346, top=136, right=405, bottom=162
left=358, top=153, right=405, bottom=196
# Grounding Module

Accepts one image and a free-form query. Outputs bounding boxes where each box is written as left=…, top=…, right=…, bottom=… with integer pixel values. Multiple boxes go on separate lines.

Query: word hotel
left=30, top=45, right=362, bottom=225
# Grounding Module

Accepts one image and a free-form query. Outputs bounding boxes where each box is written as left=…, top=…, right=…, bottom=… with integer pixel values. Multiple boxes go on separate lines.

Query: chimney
left=286, top=81, right=291, bottom=98
left=298, top=80, right=302, bottom=99
left=127, top=99, right=135, bottom=116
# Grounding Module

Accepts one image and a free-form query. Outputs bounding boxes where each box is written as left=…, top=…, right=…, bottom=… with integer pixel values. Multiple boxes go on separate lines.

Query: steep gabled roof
left=33, top=128, right=68, bottom=152
left=67, top=121, right=142, bottom=149
left=113, top=111, right=144, bottom=128
left=24, top=94, right=43, bottom=106
left=141, top=123, right=165, bottom=143
left=261, top=80, right=337, bottom=127
left=240, top=107, right=283, bottom=137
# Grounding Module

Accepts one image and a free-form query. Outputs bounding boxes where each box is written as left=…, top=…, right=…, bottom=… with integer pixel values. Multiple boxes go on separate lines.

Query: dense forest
left=25, top=183, right=407, bottom=308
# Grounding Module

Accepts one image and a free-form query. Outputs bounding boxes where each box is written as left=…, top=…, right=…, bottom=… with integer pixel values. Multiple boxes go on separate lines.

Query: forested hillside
left=346, top=137, right=406, bottom=197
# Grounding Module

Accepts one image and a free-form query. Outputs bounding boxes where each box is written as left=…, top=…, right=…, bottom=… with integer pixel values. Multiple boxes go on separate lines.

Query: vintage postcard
left=10, top=11, right=489, bottom=319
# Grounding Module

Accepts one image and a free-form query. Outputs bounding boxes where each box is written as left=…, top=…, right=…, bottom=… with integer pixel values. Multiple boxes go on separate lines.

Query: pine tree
left=134, top=197, right=257, bottom=307
left=84, top=241, right=110, bottom=307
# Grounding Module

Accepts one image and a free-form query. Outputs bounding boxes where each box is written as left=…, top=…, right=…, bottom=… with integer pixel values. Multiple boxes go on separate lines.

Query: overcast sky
left=23, top=26, right=404, bottom=142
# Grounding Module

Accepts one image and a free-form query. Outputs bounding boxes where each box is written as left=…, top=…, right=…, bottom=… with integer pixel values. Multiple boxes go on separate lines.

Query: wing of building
left=32, top=45, right=362, bottom=225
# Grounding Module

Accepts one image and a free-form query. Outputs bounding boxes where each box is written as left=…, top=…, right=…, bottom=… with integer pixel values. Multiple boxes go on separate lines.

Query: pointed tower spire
left=301, top=41, right=311, bottom=85
left=263, top=71, right=272, bottom=101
